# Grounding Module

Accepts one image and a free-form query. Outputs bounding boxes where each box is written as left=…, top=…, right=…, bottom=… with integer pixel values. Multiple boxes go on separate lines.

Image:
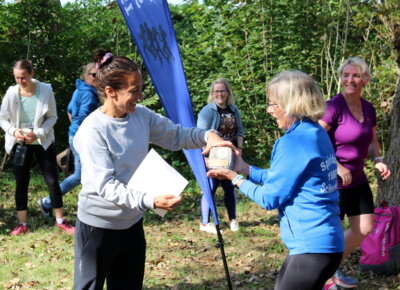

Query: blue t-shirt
left=240, top=118, right=344, bottom=255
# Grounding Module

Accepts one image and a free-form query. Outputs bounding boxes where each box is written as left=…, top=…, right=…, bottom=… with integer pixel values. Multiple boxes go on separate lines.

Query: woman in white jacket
left=0, top=59, right=74, bottom=236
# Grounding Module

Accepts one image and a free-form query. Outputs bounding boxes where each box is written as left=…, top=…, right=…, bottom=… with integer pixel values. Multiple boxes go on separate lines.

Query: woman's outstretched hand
left=202, top=131, right=240, bottom=156
left=154, top=194, right=182, bottom=211
left=207, top=168, right=236, bottom=180
left=207, top=168, right=246, bottom=189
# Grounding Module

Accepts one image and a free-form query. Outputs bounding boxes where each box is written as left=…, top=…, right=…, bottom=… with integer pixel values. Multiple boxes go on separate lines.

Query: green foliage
left=0, top=0, right=398, bottom=168
left=0, top=0, right=153, bottom=156
left=171, top=0, right=398, bottom=165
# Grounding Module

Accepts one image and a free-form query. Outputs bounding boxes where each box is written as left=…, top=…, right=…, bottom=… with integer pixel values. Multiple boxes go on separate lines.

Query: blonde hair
left=207, top=78, right=235, bottom=106
left=338, top=57, right=371, bottom=83
left=266, top=70, right=325, bottom=121
left=80, top=63, right=96, bottom=80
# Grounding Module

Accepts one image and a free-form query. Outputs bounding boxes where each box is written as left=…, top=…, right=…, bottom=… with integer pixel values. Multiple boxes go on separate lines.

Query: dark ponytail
left=93, top=49, right=140, bottom=99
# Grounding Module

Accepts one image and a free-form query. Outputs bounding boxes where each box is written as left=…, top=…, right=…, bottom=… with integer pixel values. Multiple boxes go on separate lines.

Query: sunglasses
left=88, top=73, right=97, bottom=78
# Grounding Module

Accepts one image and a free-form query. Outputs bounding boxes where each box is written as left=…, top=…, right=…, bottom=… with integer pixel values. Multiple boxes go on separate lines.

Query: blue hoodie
left=240, top=118, right=344, bottom=255
left=67, top=79, right=99, bottom=136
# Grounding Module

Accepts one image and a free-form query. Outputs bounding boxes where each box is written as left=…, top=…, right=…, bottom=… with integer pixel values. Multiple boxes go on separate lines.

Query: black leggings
left=13, top=144, right=63, bottom=211
left=275, top=252, right=342, bottom=290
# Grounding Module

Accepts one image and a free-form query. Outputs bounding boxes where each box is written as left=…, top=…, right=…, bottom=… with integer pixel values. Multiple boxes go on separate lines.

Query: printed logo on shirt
left=319, top=153, right=337, bottom=194
left=218, top=113, right=237, bottom=143
left=21, top=122, right=34, bottom=129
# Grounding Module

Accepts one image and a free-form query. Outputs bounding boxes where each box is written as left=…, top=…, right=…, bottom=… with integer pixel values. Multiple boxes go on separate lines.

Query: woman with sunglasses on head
left=319, top=57, right=391, bottom=289
left=0, top=59, right=75, bottom=235
left=208, top=71, right=344, bottom=290
left=197, top=78, right=244, bottom=233
left=39, top=63, right=99, bottom=217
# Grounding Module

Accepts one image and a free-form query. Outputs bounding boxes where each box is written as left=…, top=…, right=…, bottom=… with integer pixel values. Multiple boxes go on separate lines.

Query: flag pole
left=215, top=225, right=233, bottom=290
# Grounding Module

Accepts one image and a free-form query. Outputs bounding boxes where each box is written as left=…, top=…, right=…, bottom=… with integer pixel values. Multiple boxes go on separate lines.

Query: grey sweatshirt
left=74, top=105, right=207, bottom=229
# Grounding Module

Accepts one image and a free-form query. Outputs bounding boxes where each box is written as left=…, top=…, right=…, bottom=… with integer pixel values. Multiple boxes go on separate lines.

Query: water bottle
left=14, top=141, right=28, bottom=167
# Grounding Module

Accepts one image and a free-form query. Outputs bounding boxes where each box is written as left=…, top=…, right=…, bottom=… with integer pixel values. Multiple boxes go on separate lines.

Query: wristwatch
left=231, top=174, right=246, bottom=187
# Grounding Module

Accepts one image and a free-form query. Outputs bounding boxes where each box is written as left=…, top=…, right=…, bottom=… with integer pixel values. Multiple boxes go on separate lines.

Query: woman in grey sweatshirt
left=73, top=49, right=234, bottom=290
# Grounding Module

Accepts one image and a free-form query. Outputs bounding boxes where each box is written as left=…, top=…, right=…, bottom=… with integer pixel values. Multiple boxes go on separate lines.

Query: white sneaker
left=229, top=219, right=239, bottom=232
left=200, top=223, right=218, bottom=234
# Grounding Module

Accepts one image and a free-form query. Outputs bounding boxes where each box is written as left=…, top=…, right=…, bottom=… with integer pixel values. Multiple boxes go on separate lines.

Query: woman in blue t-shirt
left=208, top=70, right=344, bottom=290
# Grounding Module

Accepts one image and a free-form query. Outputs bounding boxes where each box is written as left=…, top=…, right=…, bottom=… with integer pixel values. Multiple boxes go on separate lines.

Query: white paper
left=128, top=149, right=188, bottom=217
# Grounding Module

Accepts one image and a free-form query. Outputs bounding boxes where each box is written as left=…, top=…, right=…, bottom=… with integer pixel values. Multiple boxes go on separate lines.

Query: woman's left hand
left=202, top=131, right=240, bottom=156
left=24, top=131, right=38, bottom=144
left=207, top=168, right=237, bottom=181
left=375, top=162, right=391, bottom=180
left=154, top=194, right=182, bottom=211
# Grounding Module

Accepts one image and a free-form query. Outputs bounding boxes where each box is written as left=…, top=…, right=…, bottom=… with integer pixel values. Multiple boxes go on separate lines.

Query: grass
left=0, top=169, right=399, bottom=289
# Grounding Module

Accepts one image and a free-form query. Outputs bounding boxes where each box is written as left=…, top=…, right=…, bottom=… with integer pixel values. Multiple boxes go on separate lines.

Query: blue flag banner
left=117, top=0, right=220, bottom=225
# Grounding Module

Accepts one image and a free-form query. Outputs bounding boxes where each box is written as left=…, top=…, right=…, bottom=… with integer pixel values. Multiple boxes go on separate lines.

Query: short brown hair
left=13, top=59, right=33, bottom=74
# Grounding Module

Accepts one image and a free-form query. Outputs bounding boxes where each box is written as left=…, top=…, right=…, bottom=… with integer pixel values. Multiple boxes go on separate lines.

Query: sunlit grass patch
left=0, top=170, right=399, bottom=289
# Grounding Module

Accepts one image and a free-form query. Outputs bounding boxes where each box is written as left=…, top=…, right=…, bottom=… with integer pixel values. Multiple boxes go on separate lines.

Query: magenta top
left=321, top=93, right=376, bottom=189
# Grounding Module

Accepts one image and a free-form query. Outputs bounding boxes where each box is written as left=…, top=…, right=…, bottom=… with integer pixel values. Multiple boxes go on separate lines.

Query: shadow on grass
left=143, top=192, right=280, bottom=229
left=237, top=217, right=280, bottom=228
left=143, top=268, right=277, bottom=290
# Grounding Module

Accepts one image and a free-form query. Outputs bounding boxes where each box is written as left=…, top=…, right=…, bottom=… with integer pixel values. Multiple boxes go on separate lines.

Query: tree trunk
left=377, top=24, right=400, bottom=205
left=377, top=84, right=400, bottom=204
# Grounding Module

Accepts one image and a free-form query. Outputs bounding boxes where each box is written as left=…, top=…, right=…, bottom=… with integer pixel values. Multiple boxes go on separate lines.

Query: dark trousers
left=201, top=177, right=237, bottom=224
left=74, top=218, right=146, bottom=290
left=275, top=252, right=343, bottom=290
left=13, top=144, right=63, bottom=210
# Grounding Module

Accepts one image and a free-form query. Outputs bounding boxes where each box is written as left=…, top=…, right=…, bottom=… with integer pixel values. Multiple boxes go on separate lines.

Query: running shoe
left=55, top=219, right=75, bottom=235
left=333, top=268, right=358, bottom=288
left=229, top=219, right=239, bottom=232
left=323, top=282, right=338, bottom=290
left=10, top=224, right=29, bottom=236
left=200, top=223, right=218, bottom=234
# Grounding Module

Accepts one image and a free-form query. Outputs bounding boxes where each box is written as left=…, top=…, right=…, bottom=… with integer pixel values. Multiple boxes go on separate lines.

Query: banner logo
left=140, top=23, right=175, bottom=65
left=117, top=0, right=220, bottom=225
